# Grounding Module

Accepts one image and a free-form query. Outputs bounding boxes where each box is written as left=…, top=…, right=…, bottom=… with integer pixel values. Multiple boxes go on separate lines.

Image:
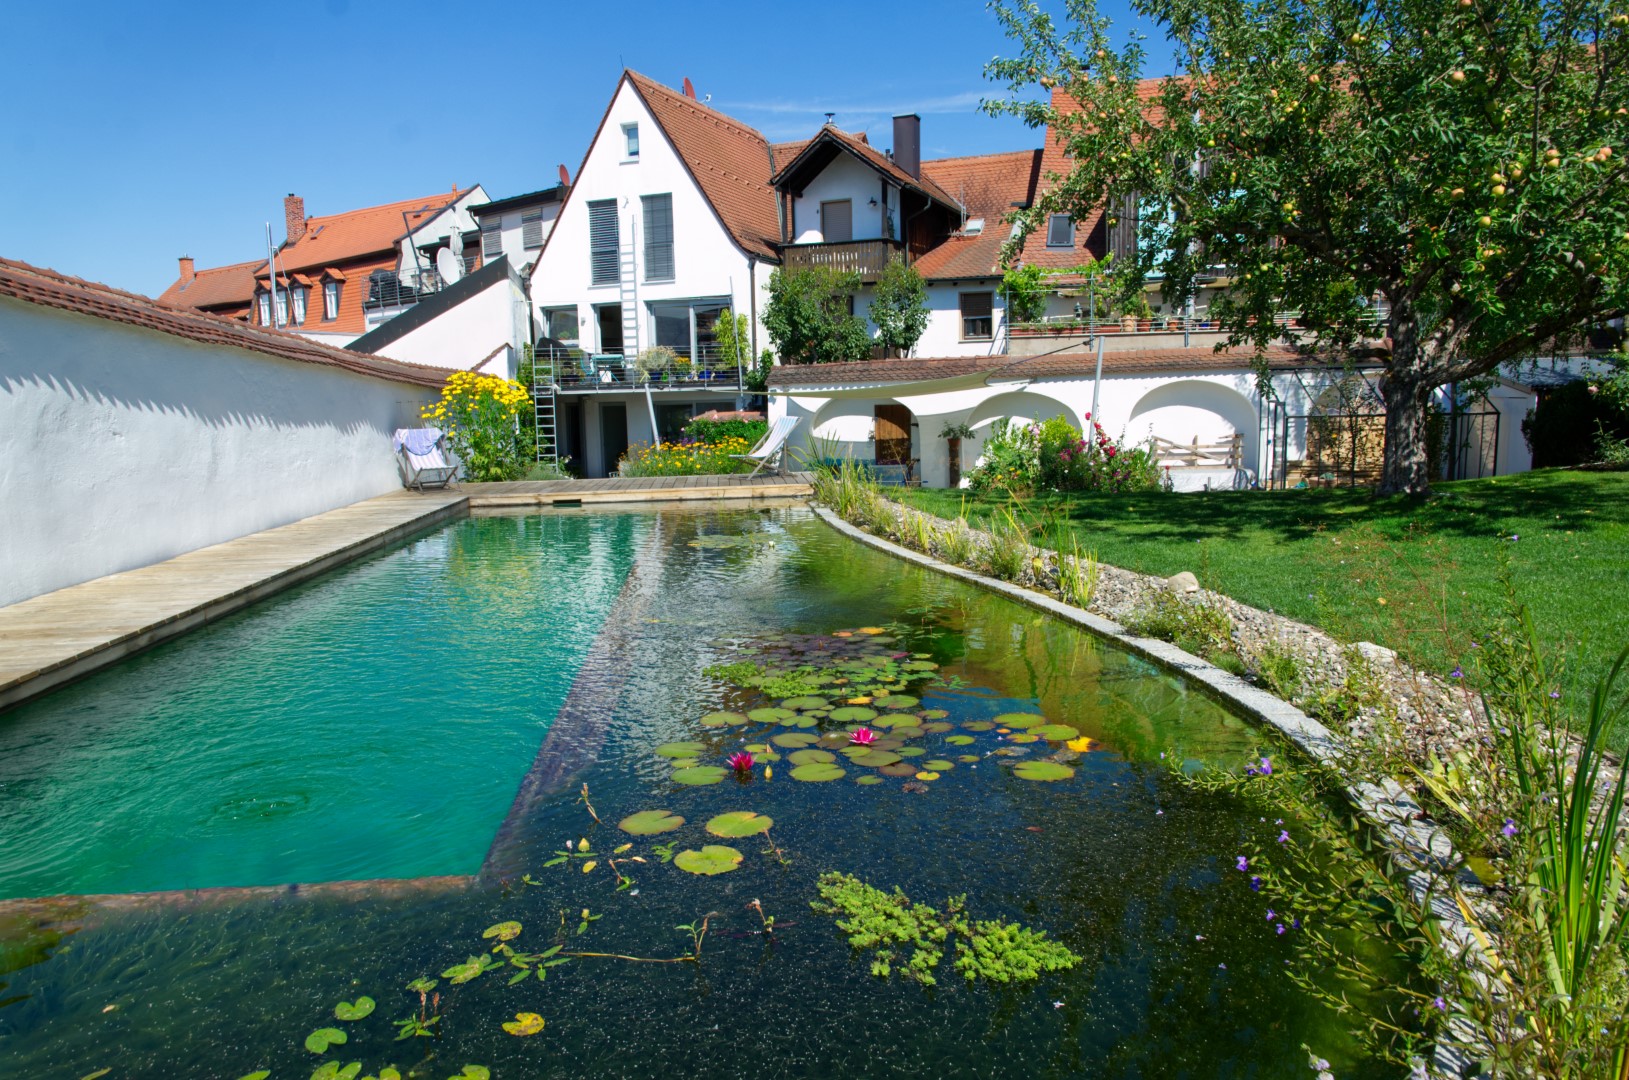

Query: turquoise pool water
left=0, top=505, right=1420, bottom=1077
left=0, top=513, right=640, bottom=898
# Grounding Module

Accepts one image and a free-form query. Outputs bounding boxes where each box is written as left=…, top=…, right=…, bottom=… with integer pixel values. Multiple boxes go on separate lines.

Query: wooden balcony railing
left=780, top=239, right=903, bottom=280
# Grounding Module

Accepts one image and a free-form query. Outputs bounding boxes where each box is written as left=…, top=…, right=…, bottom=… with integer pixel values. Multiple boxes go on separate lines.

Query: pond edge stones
left=810, top=504, right=1490, bottom=1078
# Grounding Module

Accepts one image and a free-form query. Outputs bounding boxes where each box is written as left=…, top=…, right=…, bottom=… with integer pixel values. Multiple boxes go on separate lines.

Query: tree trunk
left=1377, top=310, right=1435, bottom=495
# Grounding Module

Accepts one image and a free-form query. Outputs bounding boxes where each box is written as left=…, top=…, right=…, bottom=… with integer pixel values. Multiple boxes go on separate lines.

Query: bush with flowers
left=968, top=415, right=1162, bottom=495
left=420, top=371, right=531, bottom=482
left=617, top=435, right=758, bottom=477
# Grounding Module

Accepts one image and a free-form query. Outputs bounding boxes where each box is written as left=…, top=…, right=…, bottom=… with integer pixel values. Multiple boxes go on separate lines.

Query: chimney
left=177, top=256, right=195, bottom=284
left=284, top=193, right=307, bottom=243
left=892, top=114, right=921, bottom=179
left=558, top=163, right=571, bottom=187
left=682, top=76, right=696, bottom=100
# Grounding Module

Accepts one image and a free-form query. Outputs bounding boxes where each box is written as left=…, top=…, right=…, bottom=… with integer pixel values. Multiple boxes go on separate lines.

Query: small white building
left=470, top=181, right=569, bottom=279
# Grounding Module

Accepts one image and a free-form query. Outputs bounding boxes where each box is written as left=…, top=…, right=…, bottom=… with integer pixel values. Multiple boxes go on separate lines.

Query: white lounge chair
left=733, top=416, right=800, bottom=477
left=393, top=428, right=457, bottom=490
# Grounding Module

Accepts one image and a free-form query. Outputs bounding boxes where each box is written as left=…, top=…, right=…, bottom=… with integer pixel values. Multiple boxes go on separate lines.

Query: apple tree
left=987, top=0, right=1629, bottom=492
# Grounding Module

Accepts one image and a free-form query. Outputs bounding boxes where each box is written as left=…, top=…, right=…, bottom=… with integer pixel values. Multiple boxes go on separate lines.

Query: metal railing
left=533, top=343, right=745, bottom=392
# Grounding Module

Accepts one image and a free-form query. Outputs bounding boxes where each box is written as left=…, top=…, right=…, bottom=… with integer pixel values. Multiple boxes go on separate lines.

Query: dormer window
left=290, top=285, right=308, bottom=326
left=257, top=291, right=271, bottom=325
left=1046, top=214, right=1075, bottom=248
left=623, top=123, right=640, bottom=160
left=322, top=280, right=341, bottom=321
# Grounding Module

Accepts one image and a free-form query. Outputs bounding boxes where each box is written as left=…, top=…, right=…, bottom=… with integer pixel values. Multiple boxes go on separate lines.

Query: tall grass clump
left=982, top=510, right=1031, bottom=583
left=1056, top=540, right=1099, bottom=609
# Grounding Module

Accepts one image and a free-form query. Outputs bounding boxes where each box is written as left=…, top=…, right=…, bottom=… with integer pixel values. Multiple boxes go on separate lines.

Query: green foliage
left=1522, top=361, right=1629, bottom=467
left=982, top=510, right=1032, bottom=582
left=869, top=258, right=931, bottom=355
left=1305, top=648, right=1395, bottom=732
left=1122, top=589, right=1235, bottom=660
left=1056, top=539, right=1100, bottom=609
left=968, top=420, right=1039, bottom=495
left=1253, top=641, right=1304, bottom=701
left=970, top=417, right=1162, bottom=495
left=812, top=872, right=1079, bottom=987
left=1001, top=263, right=1050, bottom=324
left=764, top=266, right=872, bottom=364
left=684, top=415, right=769, bottom=446
left=420, top=372, right=530, bottom=482
left=986, top=0, right=1629, bottom=492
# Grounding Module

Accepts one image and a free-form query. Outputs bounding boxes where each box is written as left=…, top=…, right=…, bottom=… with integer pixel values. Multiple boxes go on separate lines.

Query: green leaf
left=993, top=713, right=1045, bottom=728
left=233, top=1074, right=269, bottom=1080
left=618, top=809, right=686, bottom=835
left=770, top=732, right=818, bottom=747
left=828, top=706, right=879, bottom=723
left=1013, top=760, right=1076, bottom=782
left=1031, top=724, right=1082, bottom=741
left=503, top=1012, right=546, bottom=1036
left=441, top=954, right=495, bottom=984
left=946, top=734, right=976, bottom=745
left=482, top=921, right=522, bottom=942
left=304, top=1027, right=348, bottom=1053
left=922, top=759, right=955, bottom=771
left=779, top=696, right=829, bottom=710
left=855, top=774, right=885, bottom=786
left=673, top=845, right=745, bottom=875
left=447, top=1068, right=490, bottom=1080
left=874, top=694, right=921, bottom=709
left=654, top=741, right=705, bottom=759
left=787, top=748, right=836, bottom=766
left=333, top=996, right=375, bottom=1021
left=699, top=711, right=750, bottom=727
left=705, top=811, right=775, bottom=837
left=670, top=766, right=727, bottom=786
left=790, top=761, right=846, bottom=782
left=851, top=749, right=903, bottom=767
left=405, top=977, right=438, bottom=993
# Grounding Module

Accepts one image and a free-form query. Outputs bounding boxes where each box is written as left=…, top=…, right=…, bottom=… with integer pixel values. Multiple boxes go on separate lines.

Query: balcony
left=780, top=239, right=903, bottom=280
left=532, top=344, right=745, bottom=394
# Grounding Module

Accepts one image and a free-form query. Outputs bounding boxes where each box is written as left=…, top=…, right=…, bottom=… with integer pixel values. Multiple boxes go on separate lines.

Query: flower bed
left=617, top=436, right=756, bottom=477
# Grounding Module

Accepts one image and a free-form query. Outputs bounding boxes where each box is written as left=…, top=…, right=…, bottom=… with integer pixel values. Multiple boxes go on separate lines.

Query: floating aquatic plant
left=705, top=811, right=774, bottom=838
left=502, top=1013, right=545, bottom=1037
left=618, top=809, right=685, bottom=835
left=304, top=1028, right=348, bottom=1054
left=670, top=766, right=728, bottom=786
left=791, top=762, right=846, bottom=782
left=674, top=845, right=744, bottom=875
left=332, top=997, right=375, bottom=1021
left=726, top=751, right=755, bottom=773
left=849, top=728, right=877, bottom=745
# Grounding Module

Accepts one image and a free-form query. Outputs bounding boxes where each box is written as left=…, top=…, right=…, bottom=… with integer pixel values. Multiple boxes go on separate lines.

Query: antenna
left=436, top=246, right=464, bottom=285
left=824, top=112, right=835, bottom=126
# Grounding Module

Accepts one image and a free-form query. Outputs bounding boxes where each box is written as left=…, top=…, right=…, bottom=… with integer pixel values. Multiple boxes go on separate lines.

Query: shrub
left=1123, top=589, right=1235, bottom=659
left=1253, top=641, right=1304, bottom=701
left=969, top=416, right=1163, bottom=495
left=870, top=258, right=930, bottom=356
left=982, top=512, right=1031, bottom=582
left=937, top=518, right=979, bottom=565
left=1521, top=364, right=1629, bottom=467
left=684, top=416, right=768, bottom=446
left=617, top=437, right=755, bottom=477
left=967, top=420, right=1039, bottom=495
left=1001, top=263, right=1050, bottom=324
left=420, top=371, right=530, bottom=482
left=764, top=266, right=872, bottom=364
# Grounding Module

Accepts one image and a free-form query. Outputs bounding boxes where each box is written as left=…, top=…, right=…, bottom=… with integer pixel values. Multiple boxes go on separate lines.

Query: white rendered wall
left=396, top=186, right=491, bottom=278
left=372, top=274, right=527, bottom=379
left=529, top=81, right=766, bottom=359
left=0, top=297, right=438, bottom=606
left=790, top=155, right=898, bottom=243
left=915, top=282, right=1007, bottom=357
left=486, top=202, right=560, bottom=270
left=571, top=389, right=744, bottom=477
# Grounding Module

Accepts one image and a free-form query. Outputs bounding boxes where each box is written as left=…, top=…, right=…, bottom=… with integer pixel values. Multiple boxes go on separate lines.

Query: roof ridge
left=923, top=148, right=1043, bottom=166
left=300, top=187, right=470, bottom=227
left=624, top=70, right=769, bottom=147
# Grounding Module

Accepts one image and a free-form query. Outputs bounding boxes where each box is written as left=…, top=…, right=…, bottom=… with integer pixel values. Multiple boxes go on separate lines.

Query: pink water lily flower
left=849, top=728, right=878, bottom=745
left=727, top=751, right=754, bottom=772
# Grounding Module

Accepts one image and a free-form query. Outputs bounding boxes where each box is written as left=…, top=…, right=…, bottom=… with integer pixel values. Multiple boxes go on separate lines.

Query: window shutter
left=642, top=194, right=674, bottom=282
left=1107, top=192, right=1139, bottom=262
left=960, top=292, right=993, bottom=340
left=481, top=220, right=502, bottom=258
left=588, top=199, right=619, bottom=286
left=521, top=210, right=544, bottom=250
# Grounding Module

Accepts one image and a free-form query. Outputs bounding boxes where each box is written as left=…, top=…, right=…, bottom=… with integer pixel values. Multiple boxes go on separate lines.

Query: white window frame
left=273, top=287, right=289, bottom=326
left=257, top=291, right=271, bottom=325
left=1045, top=213, right=1075, bottom=248
left=622, top=123, right=640, bottom=160
left=322, top=280, right=341, bottom=321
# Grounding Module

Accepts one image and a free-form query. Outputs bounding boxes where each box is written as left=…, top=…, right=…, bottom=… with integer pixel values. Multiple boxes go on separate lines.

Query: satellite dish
left=435, top=246, right=463, bottom=285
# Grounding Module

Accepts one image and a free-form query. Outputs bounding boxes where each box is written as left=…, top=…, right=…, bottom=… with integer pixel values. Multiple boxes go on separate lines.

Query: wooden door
left=873, top=404, right=912, bottom=465
left=821, top=200, right=853, bottom=243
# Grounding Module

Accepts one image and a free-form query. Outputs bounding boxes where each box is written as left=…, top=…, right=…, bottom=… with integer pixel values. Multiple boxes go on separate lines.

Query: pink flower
left=849, top=728, right=877, bottom=745
left=727, top=751, right=754, bottom=772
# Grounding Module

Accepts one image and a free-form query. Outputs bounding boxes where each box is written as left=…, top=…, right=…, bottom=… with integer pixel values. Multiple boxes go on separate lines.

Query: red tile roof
left=913, top=150, right=1043, bottom=280
left=0, top=256, right=450, bottom=389
left=269, top=189, right=472, bottom=274
left=768, top=344, right=1304, bottom=389
left=626, top=71, right=782, bottom=259
left=156, top=258, right=265, bottom=316
left=776, top=126, right=964, bottom=212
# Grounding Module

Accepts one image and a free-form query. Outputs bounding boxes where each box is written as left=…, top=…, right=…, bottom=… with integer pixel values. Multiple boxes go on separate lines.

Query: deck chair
left=732, top=416, right=800, bottom=477
left=393, top=428, right=457, bottom=490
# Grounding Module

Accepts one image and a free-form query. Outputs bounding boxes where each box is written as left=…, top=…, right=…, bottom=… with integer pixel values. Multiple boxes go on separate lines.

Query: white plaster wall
left=529, top=80, right=761, bottom=360
left=487, top=202, right=560, bottom=270
left=0, top=297, right=438, bottom=606
left=790, top=154, right=898, bottom=243
left=371, top=274, right=527, bottom=379
left=572, top=389, right=743, bottom=477
left=915, top=282, right=1006, bottom=357
left=396, top=186, right=491, bottom=278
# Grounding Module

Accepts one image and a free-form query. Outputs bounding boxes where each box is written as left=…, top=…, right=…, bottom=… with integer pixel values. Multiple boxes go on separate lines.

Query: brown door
left=874, top=404, right=912, bottom=465
left=821, top=200, right=853, bottom=243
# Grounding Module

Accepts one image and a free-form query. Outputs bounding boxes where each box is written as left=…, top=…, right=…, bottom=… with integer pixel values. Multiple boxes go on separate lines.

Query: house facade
left=470, top=179, right=569, bottom=279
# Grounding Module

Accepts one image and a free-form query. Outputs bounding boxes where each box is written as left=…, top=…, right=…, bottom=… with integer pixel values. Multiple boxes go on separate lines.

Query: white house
left=470, top=179, right=569, bottom=279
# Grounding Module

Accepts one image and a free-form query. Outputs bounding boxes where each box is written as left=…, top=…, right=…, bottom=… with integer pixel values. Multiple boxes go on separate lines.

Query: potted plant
left=1123, top=293, right=1154, bottom=332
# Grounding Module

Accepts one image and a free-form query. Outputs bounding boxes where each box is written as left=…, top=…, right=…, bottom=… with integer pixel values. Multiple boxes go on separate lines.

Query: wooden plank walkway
left=0, top=491, right=466, bottom=712
left=463, top=471, right=813, bottom=507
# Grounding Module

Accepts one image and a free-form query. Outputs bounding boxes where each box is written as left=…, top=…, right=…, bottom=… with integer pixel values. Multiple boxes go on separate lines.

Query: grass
left=900, top=469, right=1629, bottom=747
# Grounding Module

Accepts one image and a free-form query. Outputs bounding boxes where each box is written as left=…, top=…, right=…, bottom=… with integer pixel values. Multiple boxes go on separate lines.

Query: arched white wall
left=1128, top=379, right=1260, bottom=470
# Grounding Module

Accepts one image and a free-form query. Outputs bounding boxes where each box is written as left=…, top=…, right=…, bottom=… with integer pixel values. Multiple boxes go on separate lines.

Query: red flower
left=727, top=751, right=754, bottom=772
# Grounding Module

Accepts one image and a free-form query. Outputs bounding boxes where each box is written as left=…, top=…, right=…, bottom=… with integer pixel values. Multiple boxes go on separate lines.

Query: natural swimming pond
left=0, top=505, right=1416, bottom=1077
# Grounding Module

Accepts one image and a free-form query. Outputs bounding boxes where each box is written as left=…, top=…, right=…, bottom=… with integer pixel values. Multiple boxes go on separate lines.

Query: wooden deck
left=0, top=491, right=466, bottom=713
left=463, top=471, right=813, bottom=507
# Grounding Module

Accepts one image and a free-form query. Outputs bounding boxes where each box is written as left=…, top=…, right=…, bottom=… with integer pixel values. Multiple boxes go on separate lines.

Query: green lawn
left=899, top=470, right=1629, bottom=746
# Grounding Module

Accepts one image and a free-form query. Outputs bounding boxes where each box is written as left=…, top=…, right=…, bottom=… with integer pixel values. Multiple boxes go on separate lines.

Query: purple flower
left=1502, top=819, right=1518, bottom=838
left=1258, top=756, right=1273, bottom=776
left=1433, top=996, right=1447, bottom=1011
left=1276, top=923, right=1286, bottom=935
left=1450, top=665, right=1464, bottom=679
left=1292, top=917, right=1302, bottom=929
left=1236, top=856, right=1249, bottom=872
left=1266, top=909, right=1276, bottom=921
left=1277, top=830, right=1290, bottom=843
left=1250, top=875, right=1262, bottom=891
left=1550, top=690, right=1561, bottom=699
left=1509, top=534, right=1520, bottom=541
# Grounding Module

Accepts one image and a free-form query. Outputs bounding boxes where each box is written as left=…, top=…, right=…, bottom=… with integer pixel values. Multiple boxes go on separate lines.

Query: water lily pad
left=305, top=1028, right=348, bottom=1054
left=668, top=757, right=700, bottom=769
left=745, top=708, right=789, bottom=724
left=921, top=721, right=953, bottom=734
left=788, top=748, right=836, bottom=765
left=771, top=733, right=818, bottom=748
left=890, top=726, right=926, bottom=739
left=1014, top=760, right=1076, bottom=781
left=879, top=762, right=918, bottom=777
left=482, top=921, right=522, bottom=942
left=869, top=714, right=907, bottom=728
left=904, top=660, right=939, bottom=671
left=619, top=810, right=685, bottom=835
left=1032, top=724, right=1082, bottom=741
left=311, top=1065, right=361, bottom=1080
left=1008, top=733, right=1040, bottom=744
left=962, top=721, right=995, bottom=731
left=706, top=811, right=774, bottom=837
left=852, top=749, right=903, bottom=767
left=743, top=743, right=771, bottom=753
left=503, top=1012, right=546, bottom=1037
left=448, top=1068, right=490, bottom=1080
left=920, top=707, right=950, bottom=719
left=655, top=741, right=705, bottom=759
left=993, top=713, right=1045, bottom=728
left=332, top=995, right=375, bottom=1021
left=781, top=696, right=829, bottom=711
left=896, top=746, right=925, bottom=757
left=700, top=711, right=750, bottom=727
left=854, top=774, right=884, bottom=786
left=829, top=706, right=878, bottom=723
left=791, top=762, right=846, bottom=782
left=779, top=716, right=818, bottom=728
left=671, top=766, right=727, bottom=786
left=946, top=734, right=975, bottom=746
left=958, top=754, right=981, bottom=763
left=914, top=771, right=941, bottom=781
left=875, top=695, right=920, bottom=709
left=674, top=845, right=744, bottom=875
left=922, top=759, right=954, bottom=771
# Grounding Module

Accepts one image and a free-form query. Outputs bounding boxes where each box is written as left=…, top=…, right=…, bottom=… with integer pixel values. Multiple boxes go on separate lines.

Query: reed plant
left=937, top=517, right=978, bottom=566
left=1056, top=539, right=1100, bottom=609
left=983, top=509, right=1031, bottom=583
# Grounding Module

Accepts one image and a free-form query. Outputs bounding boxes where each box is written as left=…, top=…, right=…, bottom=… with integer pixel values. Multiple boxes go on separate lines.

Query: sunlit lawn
left=899, top=469, right=1629, bottom=746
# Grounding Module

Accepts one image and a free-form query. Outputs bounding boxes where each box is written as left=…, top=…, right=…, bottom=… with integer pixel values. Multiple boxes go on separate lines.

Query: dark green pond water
left=0, top=506, right=1413, bottom=1078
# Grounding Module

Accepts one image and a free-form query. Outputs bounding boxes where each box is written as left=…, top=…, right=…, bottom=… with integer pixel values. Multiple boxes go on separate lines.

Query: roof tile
left=156, top=258, right=265, bottom=315
left=768, top=344, right=1304, bottom=389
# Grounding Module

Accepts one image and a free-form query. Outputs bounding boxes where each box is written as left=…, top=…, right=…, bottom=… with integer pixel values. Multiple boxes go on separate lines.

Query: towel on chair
left=395, top=428, right=443, bottom=456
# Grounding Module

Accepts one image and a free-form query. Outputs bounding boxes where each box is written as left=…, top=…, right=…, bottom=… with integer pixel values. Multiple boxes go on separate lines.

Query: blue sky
left=1, top=0, right=1155, bottom=297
